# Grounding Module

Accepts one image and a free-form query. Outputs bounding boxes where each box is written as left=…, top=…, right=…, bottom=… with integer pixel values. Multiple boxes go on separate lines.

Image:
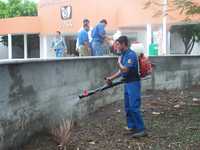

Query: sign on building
left=60, top=6, right=72, bottom=20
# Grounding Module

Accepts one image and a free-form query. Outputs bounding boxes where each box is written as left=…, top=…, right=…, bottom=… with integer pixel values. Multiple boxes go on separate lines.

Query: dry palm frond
left=50, top=119, right=73, bottom=150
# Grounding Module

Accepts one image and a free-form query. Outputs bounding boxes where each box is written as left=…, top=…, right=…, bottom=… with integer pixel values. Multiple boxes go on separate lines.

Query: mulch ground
left=22, top=86, right=200, bottom=150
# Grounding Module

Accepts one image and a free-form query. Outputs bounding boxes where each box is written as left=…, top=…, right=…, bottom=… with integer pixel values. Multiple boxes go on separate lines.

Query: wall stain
left=8, top=65, right=37, bottom=106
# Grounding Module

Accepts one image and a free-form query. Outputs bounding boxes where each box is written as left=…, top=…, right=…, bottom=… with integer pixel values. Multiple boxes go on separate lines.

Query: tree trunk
left=182, top=37, right=195, bottom=54
left=188, top=38, right=195, bottom=54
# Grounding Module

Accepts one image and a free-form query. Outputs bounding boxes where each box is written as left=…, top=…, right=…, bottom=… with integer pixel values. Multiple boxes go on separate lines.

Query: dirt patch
left=22, top=86, right=200, bottom=150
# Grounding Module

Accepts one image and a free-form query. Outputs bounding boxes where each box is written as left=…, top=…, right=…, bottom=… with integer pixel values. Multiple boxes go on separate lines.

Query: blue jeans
left=55, top=48, right=64, bottom=57
left=91, top=41, right=107, bottom=56
left=124, top=81, right=145, bottom=131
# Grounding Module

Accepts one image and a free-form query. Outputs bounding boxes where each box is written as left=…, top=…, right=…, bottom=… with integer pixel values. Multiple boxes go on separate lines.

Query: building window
left=12, top=35, right=24, bottom=59
left=0, top=35, right=8, bottom=59
left=27, top=34, right=40, bottom=58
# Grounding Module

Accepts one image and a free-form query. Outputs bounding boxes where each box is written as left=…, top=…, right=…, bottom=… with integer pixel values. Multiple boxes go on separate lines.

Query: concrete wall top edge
left=0, top=55, right=200, bottom=65
left=0, top=56, right=118, bottom=65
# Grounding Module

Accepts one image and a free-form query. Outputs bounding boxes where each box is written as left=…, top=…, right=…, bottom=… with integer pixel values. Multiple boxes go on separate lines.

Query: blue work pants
left=124, top=81, right=145, bottom=131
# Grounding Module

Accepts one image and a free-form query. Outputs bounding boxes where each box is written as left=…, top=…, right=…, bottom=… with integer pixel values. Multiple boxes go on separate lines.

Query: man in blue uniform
left=77, top=21, right=90, bottom=56
left=91, top=19, right=107, bottom=56
left=105, top=36, right=147, bottom=138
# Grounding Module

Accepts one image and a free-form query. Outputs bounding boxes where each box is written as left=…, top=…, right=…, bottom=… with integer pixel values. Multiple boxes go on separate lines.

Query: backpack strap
left=137, top=53, right=143, bottom=77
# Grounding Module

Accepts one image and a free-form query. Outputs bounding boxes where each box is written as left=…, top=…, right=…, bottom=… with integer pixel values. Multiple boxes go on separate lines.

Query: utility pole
left=162, top=0, right=168, bottom=55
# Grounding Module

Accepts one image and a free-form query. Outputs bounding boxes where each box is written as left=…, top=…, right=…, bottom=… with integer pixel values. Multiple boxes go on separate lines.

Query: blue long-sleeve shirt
left=78, top=29, right=89, bottom=46
left=121, top=49, right=140, bottom=82
left=91, top=23, right=106, bottom=43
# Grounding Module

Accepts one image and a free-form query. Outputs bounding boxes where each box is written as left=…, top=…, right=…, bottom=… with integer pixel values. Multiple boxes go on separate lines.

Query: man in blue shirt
left=77, top=21, right=90, bottom=56
left=91, top=19, right=108, bottom=56
left=105, top=36, right=147, bottom=138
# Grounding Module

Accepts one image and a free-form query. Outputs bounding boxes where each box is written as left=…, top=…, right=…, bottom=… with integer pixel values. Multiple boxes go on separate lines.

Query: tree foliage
left=174, top=0, right=200, bottom=16
left=144, top=0, right=200, bottom=18
left=170, top=24, right=200, bottom=54
left=0, top=0, right=38, bottom=47
left=144, top=1, right=200, bottom=54
left=0, top=0, right=37, bottom=19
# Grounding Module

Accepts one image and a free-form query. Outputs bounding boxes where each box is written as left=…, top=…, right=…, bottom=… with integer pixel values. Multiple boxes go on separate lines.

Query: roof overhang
left=0, top=16, right=41, bottom=35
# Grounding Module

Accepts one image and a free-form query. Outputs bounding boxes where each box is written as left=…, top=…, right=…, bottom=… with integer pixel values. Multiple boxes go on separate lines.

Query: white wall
left=121, top=29, right=147, bottom=54
left=0, top=44, right=8, bottom=59
left=0, top=36, right=8, bottom=59
left=192, top=42, right=200, bottom=55
left=47, top=35, right=56, bottom=57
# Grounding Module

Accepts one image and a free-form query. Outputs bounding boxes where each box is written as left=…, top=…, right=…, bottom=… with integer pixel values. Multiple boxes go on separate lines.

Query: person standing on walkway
left=91, top=19, right=108, bottom=56
left=105, top=35, right=147, bottom=138
left=52, top=31, right=67, bottom=57
left=77, top=19, right=91, bottom=56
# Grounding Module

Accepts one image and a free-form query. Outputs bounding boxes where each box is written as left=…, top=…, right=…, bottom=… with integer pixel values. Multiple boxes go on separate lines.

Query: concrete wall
left=143, top=56, right=200, bottom=90
left=0, top=57, right=122, bottom=149
left=0, top=56, right=200, bottom=149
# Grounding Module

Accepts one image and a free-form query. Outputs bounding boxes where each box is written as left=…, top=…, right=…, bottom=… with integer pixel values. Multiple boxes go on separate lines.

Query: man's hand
left=118, top=56, right=122, bottom=65
left=105, top=70, right=121, bottom=85
left=118, top=56, right=128, bottom=73
left=105, top=77, right=112, bottom=86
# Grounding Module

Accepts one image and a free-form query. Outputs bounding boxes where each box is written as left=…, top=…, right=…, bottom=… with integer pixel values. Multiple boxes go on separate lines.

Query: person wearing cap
left=51, top=31, right=67, bottom=57
left=105, top=36, right=147, bottom=138
left=91, top=19, right=108, bottom=56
